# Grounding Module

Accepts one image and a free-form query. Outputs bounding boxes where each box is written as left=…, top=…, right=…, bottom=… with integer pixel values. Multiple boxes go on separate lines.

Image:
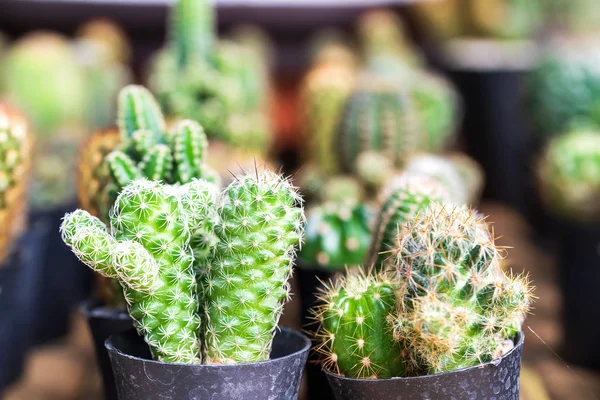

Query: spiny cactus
left=391, top=204, right=533, bottom=374
left=313, top=271, right=409, bottom=379
left=537, top=130, right=600, bottom=222
left=301, top=62, right=355, bottom=176
left=367, top=174, right=449, bottom=270
left=61, top=179, right=218, bottom=363
left=0, top=105, right=32, bottom=263
left=355, top=151, right=396, bottom=193
left=300, top=202, right=371, bottom=270
left=201, top=170, right=305, bottom=364
left=529, top=37, right=600, bottom=138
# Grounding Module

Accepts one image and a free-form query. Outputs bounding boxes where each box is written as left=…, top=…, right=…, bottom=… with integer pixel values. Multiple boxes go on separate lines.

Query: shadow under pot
left=105, top=327, right=310, bottom=400
left=325, top=332, right=524, bottom=400
left=555, top=219, right=600, bottom=371
left=80, top=299, right=132, bottom=400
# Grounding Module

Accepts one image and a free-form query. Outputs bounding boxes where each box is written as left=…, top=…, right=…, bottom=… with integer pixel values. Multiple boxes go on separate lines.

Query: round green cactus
left=61, top=179, right=219, bottom=364
left=355, top=151, right=396, bottom=193
left=313, top=271, right=410, bottom=379
left=368, top=174, right=449, bottom=270
left=391, top=204, right=532, bottom=374
left=537, top=129, right=600, bottom=222
left=201, top=170, right=305, bottom=364
left=300, top=202, right=371, bottom=270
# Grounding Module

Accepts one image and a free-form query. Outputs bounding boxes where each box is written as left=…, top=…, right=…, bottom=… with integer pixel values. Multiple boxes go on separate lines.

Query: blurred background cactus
left=0, top=105, right=32, bottom=264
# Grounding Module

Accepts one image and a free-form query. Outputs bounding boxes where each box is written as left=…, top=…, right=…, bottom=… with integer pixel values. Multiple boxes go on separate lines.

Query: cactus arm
left=173, top=120, right=208, bottom=184
left=170, top=0, right=214, bottom=69
left=117, top=85, right=166, bottom=142
left=132, top=129, right=157, bottom=159
left=139, top=144, right=173, bottom=182
left=105, top=150, right=142, bottom=188
left=111, top=240, right=160, bottom=292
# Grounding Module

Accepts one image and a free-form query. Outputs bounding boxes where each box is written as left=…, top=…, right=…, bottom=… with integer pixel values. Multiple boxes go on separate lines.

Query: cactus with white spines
left=390, top=204, right=533, bottom=374
left=300, top=202, right=371, bottom=270
left=367, top=174, right=449, bottom=270
left=201, top=170, right=305, bottom=364
left=61, top=179, right=218, bottom=363
left=537, top=130, right=600, bottom=222
left=313, top=271, right=410, bottom=379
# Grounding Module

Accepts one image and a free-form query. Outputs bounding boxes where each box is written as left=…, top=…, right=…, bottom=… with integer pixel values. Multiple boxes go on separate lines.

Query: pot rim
left=323, top=331, right=524, bottom=382
left=80, top=298, right=130, bottom=320
left=105, top=326, right=312, bottom=368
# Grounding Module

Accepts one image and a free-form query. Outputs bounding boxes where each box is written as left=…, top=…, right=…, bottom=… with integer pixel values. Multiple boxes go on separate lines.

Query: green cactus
left=201, top=170, right=305, bottom=364
left=61, top=179, right=218, bottom=363
left=529, top=38, right=600, bottom=138
left=355, top=151, right=396, bottom=193
left=367, top=174, right=449, bottom=270
left=169, top=0, right=214, bottom=69
left=313, top=271, right=410, bottom=379
left=537, top=129, right=600, bottom=222
left=300, top=202, right=371, bottom=270
left=391, top=204, right=532, bottom=374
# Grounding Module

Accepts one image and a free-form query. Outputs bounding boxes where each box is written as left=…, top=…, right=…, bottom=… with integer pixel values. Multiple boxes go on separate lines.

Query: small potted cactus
left=312, top=204, right=533, bottom=399
left=537, top=129, right=600, bottom=370
left=62, top=168, right=309, bottom=399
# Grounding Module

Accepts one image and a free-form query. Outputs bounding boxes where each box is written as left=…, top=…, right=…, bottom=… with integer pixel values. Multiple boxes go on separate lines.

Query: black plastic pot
left=106, top=327, right=310, bottom=400
left=556, top=219, right=600, bottom=371
left=325, top=332, right=524, bottom=400
left=81, top=300, right=132, bottom=400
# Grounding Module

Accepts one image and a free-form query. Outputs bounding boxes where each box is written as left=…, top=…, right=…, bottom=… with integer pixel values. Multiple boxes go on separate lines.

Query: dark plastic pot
left=81, top=300, right=132, bottom=400
left=556, top=219, right=600, bottom=371
left=325, top=332, right=524, bottom=400
left=106, top=327, right=310, bottom=400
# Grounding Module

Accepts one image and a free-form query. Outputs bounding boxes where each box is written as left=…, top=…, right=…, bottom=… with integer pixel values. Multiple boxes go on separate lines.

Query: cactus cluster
left=313, top=204, right=532, bottom=378
left=0, top=105, right=32, bottom=264
left=63, top=168, right=305, bottom=365
left=300, top=202, right=371, bottom=270
left=537, top=129, right=600, bottom=222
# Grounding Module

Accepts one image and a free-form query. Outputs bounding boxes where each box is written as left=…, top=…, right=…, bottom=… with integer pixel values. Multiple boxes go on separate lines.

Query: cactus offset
left=0, top=105, right=32, bottom=264
left=368, top=174, right=449, bottom=270
left=313, top=271, right=410, bottom=379
left=391, top=204, right=533, bottom=374
left=61, top=179, right=218, bottom=363
left=537, top=130, right=600, bottom=222
left=201, top=170, right=304, bottom=364
left=300, top=202, right=371, bottom=270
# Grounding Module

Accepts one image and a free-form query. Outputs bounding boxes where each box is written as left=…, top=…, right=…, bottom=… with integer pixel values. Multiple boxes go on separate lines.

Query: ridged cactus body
left=391, top=204, right=532, bottom=373
left=368, top=174, right=448, bottom=270
left=537, top=130, right=600, bottom=222
left=62, top=179, right=218, bottom=363
left=170, top=0, right=214, bottom=69
left=201, top=171, right=304, bottom=364
left=314, top=272, right=408, bottom=379
left=300, top=202, right=371, bottom=269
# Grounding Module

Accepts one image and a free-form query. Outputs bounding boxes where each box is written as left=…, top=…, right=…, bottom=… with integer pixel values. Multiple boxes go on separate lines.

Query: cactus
left=537, top=130, right=600, bottom=222
left=300, top=202, right=371, bottom=270
left=367, top=174, right=449, bottom=270
left=312, top=271, right=410, bottom=379
left=201, top=170, right=305, bottom=364
left=76, top=19, right=131, bottom=64
left=0, top=105, right=33, bottom=264
left=529, top=37, right=600, bottom=138
left=355, top=151, right=397, bottom=193
left=390, top=204, right=533, bottom=374
left=301, top=62, right=355, bottom=176
left=61, top=179, right=218, bottom=363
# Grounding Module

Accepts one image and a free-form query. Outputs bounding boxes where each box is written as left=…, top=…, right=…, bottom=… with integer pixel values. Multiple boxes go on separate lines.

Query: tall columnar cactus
left=300, top=202, right=371, bottom=270
left=367, top=174, right=449, bottom=270
left=391, top=204, right=532, bottom=374
left=61, top=179, right=218, bottom=363
left=313, top=272, right=409, bottom=379
left=301, top=62, right=355, bottom=176
left=201, top=170, right=305, bottom=364
left=529, top=38, right=600, bottom=138
left=537, top=130, right=600, bottom=222
left=170, top=0, right=214, bottom=69
left=0, top=105, right=32, bottom=264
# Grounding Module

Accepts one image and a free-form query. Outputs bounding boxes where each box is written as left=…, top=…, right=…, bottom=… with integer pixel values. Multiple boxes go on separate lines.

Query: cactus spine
left=537, top=130, right=600, bottom=222
left=201, top=170, right=305, bottom=364
left=300, top=202, right=371, bottom=270
left=391, top=204, right=532, bottom=374
left=61, top=179, right=218, bottom=363
left=0, top=105, right=32, bottom=263
left=314, top=272, right=409, bottom=379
